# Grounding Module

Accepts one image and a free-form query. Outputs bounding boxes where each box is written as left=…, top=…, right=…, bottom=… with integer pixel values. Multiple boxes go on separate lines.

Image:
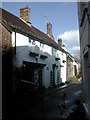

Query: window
left=40, top=43, right=44, bottom=49
left=29, top=38, right=31, bottom=43
left=40, top=42, right=41, bottom=47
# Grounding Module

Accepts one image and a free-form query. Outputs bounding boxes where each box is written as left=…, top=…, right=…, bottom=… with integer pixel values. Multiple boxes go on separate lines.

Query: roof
left=67, top=52, right=79, bottom=63
left=0, top=8, right=66, bottom=53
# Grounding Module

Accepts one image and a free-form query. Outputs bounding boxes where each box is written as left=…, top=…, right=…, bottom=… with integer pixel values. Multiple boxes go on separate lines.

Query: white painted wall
left=61, top=53, right=67, bottom=83
left=57, top=50, right=67, bottom=83
left=12, top=32, right=66, bottom=88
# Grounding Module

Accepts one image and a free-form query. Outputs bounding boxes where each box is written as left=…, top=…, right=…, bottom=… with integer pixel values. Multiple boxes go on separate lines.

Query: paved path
left=7, top=83, right=82, bottom=119
left=42, top=84, right=82, bottom=119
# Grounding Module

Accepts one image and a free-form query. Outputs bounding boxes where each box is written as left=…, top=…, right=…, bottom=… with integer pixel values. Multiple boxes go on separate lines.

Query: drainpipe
left=15, top=30, right=16, bottom=55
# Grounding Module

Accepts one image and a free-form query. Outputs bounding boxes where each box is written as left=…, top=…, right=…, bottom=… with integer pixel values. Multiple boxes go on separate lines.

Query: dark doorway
left=52, top=64, right=56, bottom=86
left=39, top=69, right=42, bottom=87
left=23, top=61, right=46, bottom=87
left=74, top=65, right=77, bottom=76
left=23, top=64, right=34, bottom=83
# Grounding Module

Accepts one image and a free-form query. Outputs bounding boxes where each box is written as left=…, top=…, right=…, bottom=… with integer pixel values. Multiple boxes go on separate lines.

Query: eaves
left=1, top=19, right=66, bottom=54
left=0, top=19, right=12, bottom=33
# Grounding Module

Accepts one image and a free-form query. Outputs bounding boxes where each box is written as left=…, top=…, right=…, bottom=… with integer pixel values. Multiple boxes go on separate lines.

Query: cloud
left=58, top=29, right=80, bottom=54
left=71, top=45, right=80, bottom=56
left=71, top=46, right=80, bottom=51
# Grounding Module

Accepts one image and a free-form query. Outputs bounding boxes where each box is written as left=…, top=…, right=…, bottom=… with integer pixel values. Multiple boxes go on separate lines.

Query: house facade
left=12, top=32, right=67, bottom=89
left=1, top=6, right=80, bottom=95
left=1, top=6, right=67, bottom=95
left=78, top=2, right=90, bottom=119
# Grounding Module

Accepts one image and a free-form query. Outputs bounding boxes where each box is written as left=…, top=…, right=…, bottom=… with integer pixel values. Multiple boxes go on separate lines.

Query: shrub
left=67, top=76, right=78, bottom=84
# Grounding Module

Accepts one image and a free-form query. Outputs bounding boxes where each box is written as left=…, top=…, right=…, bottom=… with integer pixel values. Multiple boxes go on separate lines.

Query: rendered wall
left=12, top=32, right=64, bottom=88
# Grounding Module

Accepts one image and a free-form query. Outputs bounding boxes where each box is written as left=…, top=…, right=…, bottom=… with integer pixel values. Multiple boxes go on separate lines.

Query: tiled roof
left=0, top=8, right=66, bottom=53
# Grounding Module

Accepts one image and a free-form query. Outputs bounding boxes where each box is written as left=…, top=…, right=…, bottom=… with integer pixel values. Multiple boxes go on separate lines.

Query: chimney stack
left=47, top=22, right=54, bottom=39
left=62, top=44, right=65, bottom=47
left=58, top=38, right=62, bottom=46
left=20, top=5, right=30, bottom=24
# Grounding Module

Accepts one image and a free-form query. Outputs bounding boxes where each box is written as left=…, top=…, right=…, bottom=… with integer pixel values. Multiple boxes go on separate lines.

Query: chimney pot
left=62, top=44, right=65, bottom=47
left=58, top=38, right=62, bottom=46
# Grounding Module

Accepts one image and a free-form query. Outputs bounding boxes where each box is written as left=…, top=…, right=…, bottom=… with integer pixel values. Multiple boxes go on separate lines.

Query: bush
left=67, top=76, right=78, bottom=84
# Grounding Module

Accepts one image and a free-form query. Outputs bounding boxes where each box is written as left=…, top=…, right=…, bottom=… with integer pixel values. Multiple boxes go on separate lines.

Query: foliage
left=66, top=76, right=78, bottom=84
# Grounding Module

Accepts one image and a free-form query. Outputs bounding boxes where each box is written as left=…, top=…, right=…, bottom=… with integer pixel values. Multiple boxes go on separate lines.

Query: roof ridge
left=1, top=7, right=66, bottom=53
left=1, top=7, right=57, bottom=44
left=0, top=7, right=20, bottom=19
left=32, top=25, right=55, bottom=41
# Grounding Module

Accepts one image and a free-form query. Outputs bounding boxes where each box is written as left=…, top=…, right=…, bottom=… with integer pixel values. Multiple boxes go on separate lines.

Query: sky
left=2, top=2, right=80, bottom=55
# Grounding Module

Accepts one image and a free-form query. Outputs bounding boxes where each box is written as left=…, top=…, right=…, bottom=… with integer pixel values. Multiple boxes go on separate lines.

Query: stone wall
left=1, top=23, right=12, bottom=53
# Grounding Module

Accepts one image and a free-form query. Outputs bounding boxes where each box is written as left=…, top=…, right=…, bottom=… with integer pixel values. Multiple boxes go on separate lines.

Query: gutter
left=11, top=24, right=67, bottom=54
left=1, top=19, right=66, bottom=54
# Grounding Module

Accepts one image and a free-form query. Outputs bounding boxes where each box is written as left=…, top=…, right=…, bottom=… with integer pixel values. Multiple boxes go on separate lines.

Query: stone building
left=67, top=53, right=73, bottom=79
left=67, top=52, right=79, bottom=80
left=78, top=2, right=90, bottom=119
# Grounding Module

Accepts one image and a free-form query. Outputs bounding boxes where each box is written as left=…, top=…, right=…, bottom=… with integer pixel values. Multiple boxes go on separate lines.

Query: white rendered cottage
left=1, top=6, right=67, bottom=92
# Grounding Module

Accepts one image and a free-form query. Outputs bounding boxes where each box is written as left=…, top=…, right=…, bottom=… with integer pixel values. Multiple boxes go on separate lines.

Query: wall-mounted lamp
left=60, top=65, right=64, bottom=67
left=62, top=60, right=66, bottom=63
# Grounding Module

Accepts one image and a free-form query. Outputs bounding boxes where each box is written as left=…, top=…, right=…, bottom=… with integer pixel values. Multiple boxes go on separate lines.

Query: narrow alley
left=8, top=83, right=82, bottom=119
